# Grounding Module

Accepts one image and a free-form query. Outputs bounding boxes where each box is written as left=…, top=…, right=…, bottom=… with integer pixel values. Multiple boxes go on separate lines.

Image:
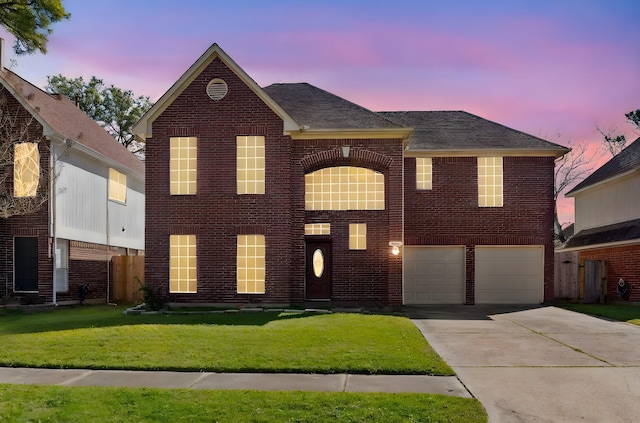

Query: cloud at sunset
left=1, top=0, right=638, bottom=225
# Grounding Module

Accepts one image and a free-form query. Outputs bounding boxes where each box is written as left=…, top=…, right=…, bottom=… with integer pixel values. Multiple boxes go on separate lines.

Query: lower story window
left=349, top=223, right=367, bottom=250
left=237, top=234, right=265, bottom=294
left=170, top=235, right=197, bottom=293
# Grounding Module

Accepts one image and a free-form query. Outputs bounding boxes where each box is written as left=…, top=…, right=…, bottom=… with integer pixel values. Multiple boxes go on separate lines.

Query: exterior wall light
left=389, top=241, right=402, bottom=256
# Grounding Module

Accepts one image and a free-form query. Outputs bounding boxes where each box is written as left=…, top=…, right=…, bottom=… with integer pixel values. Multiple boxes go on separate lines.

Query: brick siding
left=580, top=244, right=640, bottom=302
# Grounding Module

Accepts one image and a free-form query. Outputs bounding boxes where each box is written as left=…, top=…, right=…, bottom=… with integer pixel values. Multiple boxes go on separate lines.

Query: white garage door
left=475, top=246, right=544, bottom=304
left=404, top=246, right=465, bottom=304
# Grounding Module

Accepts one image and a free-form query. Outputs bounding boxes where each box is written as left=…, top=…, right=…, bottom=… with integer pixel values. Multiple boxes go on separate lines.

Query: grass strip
left=560, top=303, right=640, bottom=325
left=0, top=384, right=487, bottom=423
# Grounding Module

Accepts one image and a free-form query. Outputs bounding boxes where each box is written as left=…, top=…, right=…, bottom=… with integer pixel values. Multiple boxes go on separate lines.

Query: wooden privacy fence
left=112, top=255, right=144, bottom=304
left=554, top=251, right=579, bottom=301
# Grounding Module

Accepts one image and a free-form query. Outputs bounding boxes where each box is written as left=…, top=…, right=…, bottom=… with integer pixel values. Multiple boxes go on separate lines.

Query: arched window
left=304, top=166, right=384, bottom=210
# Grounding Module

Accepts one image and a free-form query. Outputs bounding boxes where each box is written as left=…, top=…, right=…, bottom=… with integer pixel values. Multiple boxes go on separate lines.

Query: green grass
left=0, top=306, right=453, bottom=375
left=0, top=384, right=487, bottom=422
left=559, top=303, right=640, bottom=325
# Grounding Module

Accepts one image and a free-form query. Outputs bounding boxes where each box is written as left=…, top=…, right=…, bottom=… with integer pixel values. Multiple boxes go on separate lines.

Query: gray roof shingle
left=567, top=137, right=640, bottom=195
left=263, top=83, right=402, bottom=130
left=563, top=217, right=640, bottom=249
left=378, top=111, right=569, bottom=153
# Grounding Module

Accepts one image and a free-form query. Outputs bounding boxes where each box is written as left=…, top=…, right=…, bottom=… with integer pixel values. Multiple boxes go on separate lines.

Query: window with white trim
left=478, top=157, right=503, bottom=207
left=305, top=166, right=384, bottom=210
left=416, top=157, right=432, bottom=190
left=349, top=223, right=367, bottom=250
left=304, top=223, right=331, bottom=235
left=170, top=137, right=197, bottom=195
left=14, top=142, right=39, bottom=197
left=108, top=168, right=127, bottom=203
left=237, top=136, right=265, bottom=194
left=170, top=235, right=197, bottom=293
left=237, top=235, right=265, bottom=294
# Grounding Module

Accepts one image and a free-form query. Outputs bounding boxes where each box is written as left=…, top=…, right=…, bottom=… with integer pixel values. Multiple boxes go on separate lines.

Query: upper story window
left=478, top=157, right=503, bottom=207
left=14, top=142, right=39, bottom=197
left=305, top=166, right=384, bottom=211
left=170, top=137, right=197, bottom=195
left=416, top=157, right=432, bottom=190
left=108, top=168, right=127, bottom=203
left=237, top=135, right=265, bottom=195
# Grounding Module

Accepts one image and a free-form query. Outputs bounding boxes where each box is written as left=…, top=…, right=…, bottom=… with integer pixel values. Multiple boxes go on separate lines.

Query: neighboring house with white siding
left=0, top=47, right=144, bottom=304
left=562, top=137, right=640, bottom=302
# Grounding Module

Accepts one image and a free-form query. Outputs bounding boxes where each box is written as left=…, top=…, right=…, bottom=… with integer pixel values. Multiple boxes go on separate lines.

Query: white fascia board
left=565, top=169, right=639, bottom=198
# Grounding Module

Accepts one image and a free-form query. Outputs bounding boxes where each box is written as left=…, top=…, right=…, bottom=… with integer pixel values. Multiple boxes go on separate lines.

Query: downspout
left=51, top=143, right=57, bottom=306
left=105, top=178, right=116, bottom=306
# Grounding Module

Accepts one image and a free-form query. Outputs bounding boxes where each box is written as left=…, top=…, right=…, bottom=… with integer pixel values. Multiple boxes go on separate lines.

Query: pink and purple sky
left=2, top=0, right=639, bottom=225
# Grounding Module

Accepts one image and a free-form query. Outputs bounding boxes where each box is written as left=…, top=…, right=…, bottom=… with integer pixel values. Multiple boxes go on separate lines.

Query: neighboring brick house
left=0, top=56, right=144, bottom=304
left=134, top=44, right=567, bottom=307
left=562, top=137, right=640, bottom=302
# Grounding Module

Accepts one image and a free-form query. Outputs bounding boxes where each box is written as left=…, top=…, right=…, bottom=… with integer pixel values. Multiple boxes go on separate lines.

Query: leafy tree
left=45, top=75, right=152, bottom=153
left=0, top=0, right=70, bottom=55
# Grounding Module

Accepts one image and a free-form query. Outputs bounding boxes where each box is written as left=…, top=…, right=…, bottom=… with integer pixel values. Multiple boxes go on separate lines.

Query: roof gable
left=133, top=44, right=298, bottom=139
left=1, top=70, right=144, bottom=176
left=379, top=111, right=569, bottom=156
left=567, top=137, right=640, bottom=196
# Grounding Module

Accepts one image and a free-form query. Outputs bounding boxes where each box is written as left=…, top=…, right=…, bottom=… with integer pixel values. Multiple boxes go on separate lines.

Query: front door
left=14, top=237, right=38, bottom=292
left=305, top=238, right=332, bottom=300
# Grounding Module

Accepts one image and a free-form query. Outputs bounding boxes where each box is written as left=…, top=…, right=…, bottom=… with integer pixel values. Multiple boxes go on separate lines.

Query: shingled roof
left=263, top=83, right=402, bottom=130
left=378, top=111, right=569, bottom=154
left=567, top=137, right=640, bottom=195
left=1, top=70, right=144, bottom=176
left=563, top=217, right=640, bottom=249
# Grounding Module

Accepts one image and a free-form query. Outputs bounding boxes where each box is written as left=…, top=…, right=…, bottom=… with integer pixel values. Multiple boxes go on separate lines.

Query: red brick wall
left=2, top=91, right=52, bottom=302
left=292, top=140, right=404, bottom=307
left=145, top=57, right=294, bottom=304
left=145, top=57, right=405, bottom=306
left=404, top=156, right=556, bottom=303
left=580, top=244, right=640, bottom=302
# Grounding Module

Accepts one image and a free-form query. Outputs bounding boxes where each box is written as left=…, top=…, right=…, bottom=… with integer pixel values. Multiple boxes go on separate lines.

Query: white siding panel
left=574, top=174, right=640, bottom=232
left=404, top=246, right=465, bottom=304
left=475, top=246, right=544, bottom=304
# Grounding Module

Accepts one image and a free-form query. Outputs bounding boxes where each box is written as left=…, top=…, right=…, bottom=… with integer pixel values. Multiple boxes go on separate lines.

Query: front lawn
left=0, top=306, right=453, bottom=375
left=0, top=384, right=487, bottom=422
left=559, top=303, right=640, bottom=325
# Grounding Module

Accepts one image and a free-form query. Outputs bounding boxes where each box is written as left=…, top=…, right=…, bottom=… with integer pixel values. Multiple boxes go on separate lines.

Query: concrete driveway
left=406, top=305, right=640, bottom=423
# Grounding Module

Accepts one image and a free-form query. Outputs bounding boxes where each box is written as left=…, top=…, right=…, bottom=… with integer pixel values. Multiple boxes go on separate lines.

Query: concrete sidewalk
left=0, top=367, right=471, bottom=397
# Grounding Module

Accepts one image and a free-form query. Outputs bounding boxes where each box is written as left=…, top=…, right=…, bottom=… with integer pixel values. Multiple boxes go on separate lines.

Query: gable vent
left=206, top=78, right=228, bottom=101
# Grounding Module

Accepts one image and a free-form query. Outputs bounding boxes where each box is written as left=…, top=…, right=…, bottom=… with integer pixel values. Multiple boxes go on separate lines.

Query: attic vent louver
left=206, top=78, right=228, bottom=101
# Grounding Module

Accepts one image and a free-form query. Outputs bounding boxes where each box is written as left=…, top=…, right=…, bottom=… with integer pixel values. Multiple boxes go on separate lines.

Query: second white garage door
left=475, top=246, right=544, bottom=304
left=404, top=246, right=465, bottom=304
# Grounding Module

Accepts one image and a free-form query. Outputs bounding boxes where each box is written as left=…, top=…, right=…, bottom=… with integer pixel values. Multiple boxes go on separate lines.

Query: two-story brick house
left=134, top=44, right=568, bottom=307
left=0, top=51, right=145, bottom=305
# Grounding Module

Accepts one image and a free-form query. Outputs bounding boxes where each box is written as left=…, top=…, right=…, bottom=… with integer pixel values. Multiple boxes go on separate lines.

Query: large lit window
left=478, top=157, right=503, bottom=207
left=305, top=223, right=331, bottom=235
left=170, top=137, right=197, bottom=195
left=416, top=158, right=432, bottom=190
left=170, top=235, right=197, bottom=293
left=237, top=135, right=265, bottom=194
left=305, top=166, right=384, bottom=210
left=349, top=223, right=367, bottom=250
left=108, top=168, right=127, bottom=203
left=237, top=235, right=265, bottom=294
left=14, top=143, right=39, bottom=197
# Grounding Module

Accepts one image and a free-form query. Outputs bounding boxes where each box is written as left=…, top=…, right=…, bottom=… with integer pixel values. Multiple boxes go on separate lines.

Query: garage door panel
left=404, top=246, right=465, bottom=304
left=476, top=246, right=543, bottom=304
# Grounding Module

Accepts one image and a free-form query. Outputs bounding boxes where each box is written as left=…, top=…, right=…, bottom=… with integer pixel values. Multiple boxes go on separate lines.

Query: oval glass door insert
left=312, top=249, right=324, bottom=278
